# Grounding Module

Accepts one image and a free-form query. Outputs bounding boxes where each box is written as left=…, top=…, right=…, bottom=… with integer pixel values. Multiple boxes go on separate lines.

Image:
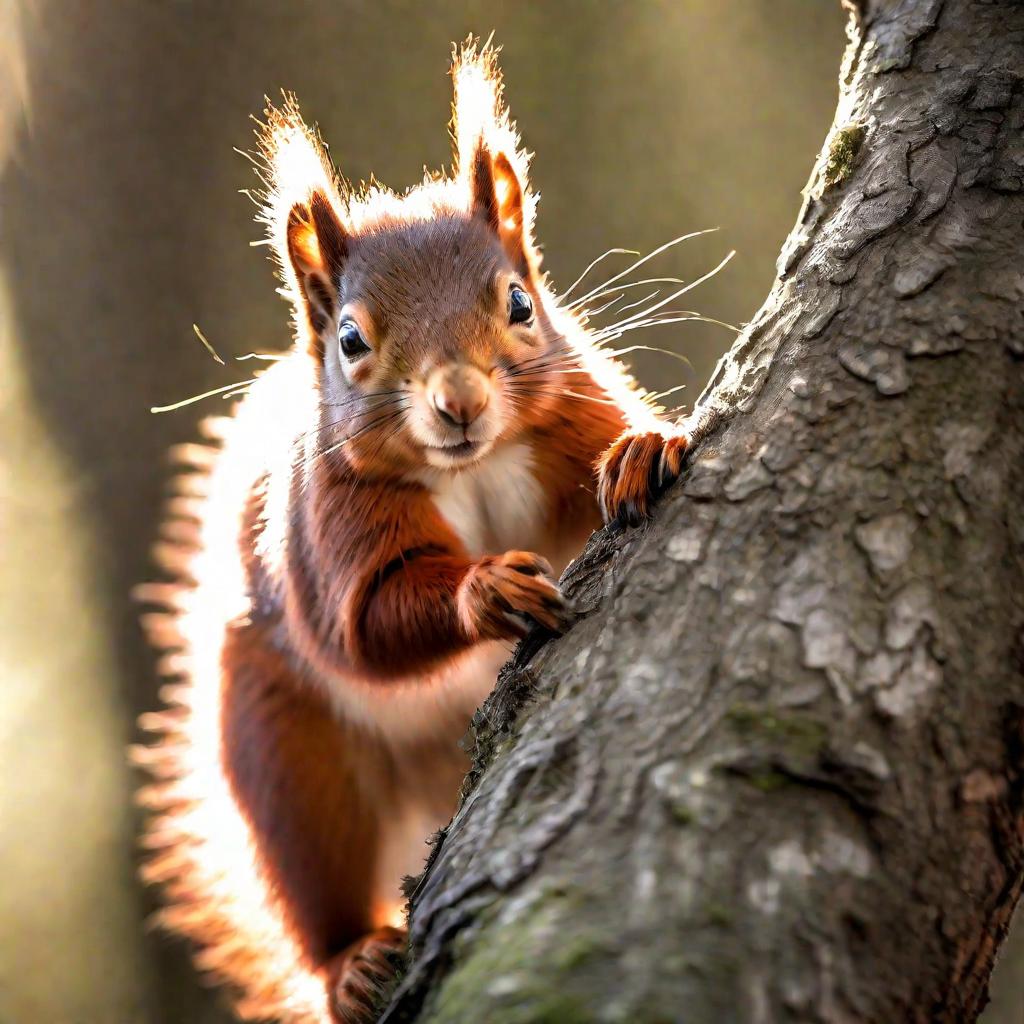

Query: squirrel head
left=256, top=41, right=570, bottom=476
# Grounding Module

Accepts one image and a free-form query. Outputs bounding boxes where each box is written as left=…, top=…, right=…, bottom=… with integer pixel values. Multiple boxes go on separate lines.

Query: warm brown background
left=1, top=2, right=1019, bottom=1022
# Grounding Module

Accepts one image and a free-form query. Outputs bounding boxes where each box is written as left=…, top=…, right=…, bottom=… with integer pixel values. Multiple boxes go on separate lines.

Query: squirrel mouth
left=425, top=439, right=484, bottom=463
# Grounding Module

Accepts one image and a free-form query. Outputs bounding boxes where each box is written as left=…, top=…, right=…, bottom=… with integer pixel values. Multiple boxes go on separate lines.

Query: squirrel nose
left=429, top=364, right=489, bottom=428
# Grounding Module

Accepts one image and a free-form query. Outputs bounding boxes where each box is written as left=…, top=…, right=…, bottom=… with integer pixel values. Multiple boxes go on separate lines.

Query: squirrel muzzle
left=427, top=363, right=490, bottom=428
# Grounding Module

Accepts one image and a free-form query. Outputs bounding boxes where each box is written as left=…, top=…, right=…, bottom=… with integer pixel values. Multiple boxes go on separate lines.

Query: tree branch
left=385, top=1, right=1024, bottom=1020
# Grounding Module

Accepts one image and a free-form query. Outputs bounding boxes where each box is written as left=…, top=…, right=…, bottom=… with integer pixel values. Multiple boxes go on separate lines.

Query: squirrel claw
left=597, top=431, right=690, bottom=527
left=459, top=551, right=570, bottom=641
left=328, top=926, right=406, bottom=1024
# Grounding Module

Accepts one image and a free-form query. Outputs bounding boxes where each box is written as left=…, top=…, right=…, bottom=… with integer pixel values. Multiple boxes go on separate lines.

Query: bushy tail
left=133, top=423, right=332, bottom=1024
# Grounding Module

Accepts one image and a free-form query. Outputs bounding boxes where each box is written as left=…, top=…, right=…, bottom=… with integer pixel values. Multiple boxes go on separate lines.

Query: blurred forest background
left=0, top=2, right=1020, bottom=1022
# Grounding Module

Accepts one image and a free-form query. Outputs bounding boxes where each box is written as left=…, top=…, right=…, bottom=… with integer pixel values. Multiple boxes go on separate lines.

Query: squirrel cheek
left=339, top=356, right=389, bottom=400
left=403, top=395, right=445, bottom=448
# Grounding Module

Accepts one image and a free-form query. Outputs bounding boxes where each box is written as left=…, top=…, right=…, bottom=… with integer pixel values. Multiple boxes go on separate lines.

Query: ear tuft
left=451, top=39, right=538, bottom=275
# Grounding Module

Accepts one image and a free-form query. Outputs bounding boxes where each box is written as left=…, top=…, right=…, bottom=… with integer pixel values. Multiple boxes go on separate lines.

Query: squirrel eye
left=508, top=285, right=534, bottom=326
left=338, top=320, right=370, bottom=360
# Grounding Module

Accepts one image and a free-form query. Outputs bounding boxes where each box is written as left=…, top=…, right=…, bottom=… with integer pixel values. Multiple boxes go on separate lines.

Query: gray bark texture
left=382, top=1, right=1024, bottom=1022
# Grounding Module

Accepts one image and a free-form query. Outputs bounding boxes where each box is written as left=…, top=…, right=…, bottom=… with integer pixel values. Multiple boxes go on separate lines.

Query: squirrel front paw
left=458, top=551, right=571, bottom=641
left=597, top=430, right=690, bottom=527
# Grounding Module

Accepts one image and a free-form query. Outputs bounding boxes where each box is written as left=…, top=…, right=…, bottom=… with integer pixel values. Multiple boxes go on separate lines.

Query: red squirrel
left=135, top=42, right=690, bottom=1024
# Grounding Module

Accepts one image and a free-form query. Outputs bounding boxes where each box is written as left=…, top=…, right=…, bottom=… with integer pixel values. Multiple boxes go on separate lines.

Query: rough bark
left=381, top=1, right=1024, bottom=1022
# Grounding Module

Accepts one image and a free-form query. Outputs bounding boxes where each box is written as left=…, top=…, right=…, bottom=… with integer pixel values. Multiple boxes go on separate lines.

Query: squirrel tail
left=132, top=423, right=332, bottom=1024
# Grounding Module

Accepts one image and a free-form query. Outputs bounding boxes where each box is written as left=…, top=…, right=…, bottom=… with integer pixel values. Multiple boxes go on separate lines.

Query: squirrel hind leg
left=326, top=926, right=407, bottom=1024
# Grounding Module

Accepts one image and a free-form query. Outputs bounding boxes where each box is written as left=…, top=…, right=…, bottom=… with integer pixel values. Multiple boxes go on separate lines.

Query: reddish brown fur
left=597, top=431, right=690, bottom=527
left=220, top=621, right=381, bottom=961
left=136, top=41, right=688, bottom=1024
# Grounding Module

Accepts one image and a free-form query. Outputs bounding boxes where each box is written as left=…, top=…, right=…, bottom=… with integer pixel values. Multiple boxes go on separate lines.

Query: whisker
left=557, top=247, right=640, bottom=301
left=500, top=343, right=579, bottom=377
left=568, top=229, right=720, bottom=309
left=361, top=412, right=417, bottom=469
left=192, top=324, right=225, bottom=365
left=574, top=276, right=685, bottom=308
left=323, top=418, right=404, bottom=481
left=601, top=344, right=693, bottom=369
left=499, top=352, right=587, bottom=377
left=500, top=364, right=588, bottom=385
left=506, top=385, right=621, bottom=407
left=502, top=367, right=593, bottom=383
left=595, top=315, right=725, bottom=345
left=581, top=293, right=626, bottom=319
left=151, top=378, right=259, bottom=414
left=319, top=389, right=406, bottom=411
left=590, top=250, right=736, bottom=334
left=300, top=405, right=411, bottom=469
left=607, top=289, right=660, bottom=317
left=595, top=310, right=740, bottom=338
left=294, top=395, right=408, bottom=449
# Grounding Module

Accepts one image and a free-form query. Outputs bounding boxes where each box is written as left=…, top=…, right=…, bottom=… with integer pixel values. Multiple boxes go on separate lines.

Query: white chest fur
left=429, top=443, right=545, bottom=556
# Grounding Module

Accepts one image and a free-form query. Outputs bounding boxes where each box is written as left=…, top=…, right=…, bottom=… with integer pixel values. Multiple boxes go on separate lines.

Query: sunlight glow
left=137, top=362, right=330, bottom=1023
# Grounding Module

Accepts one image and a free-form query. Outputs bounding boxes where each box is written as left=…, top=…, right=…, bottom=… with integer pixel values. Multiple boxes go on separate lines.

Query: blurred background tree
left=0, top=2, right=1019, bottom=1022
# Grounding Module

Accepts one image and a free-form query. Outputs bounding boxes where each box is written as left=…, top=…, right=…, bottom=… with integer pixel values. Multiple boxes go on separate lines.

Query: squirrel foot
left=459, top=551, right=572, bottom=640
left=597, top=430, right=690, bottom=527
left=327, top=926, right=406, bottom=1024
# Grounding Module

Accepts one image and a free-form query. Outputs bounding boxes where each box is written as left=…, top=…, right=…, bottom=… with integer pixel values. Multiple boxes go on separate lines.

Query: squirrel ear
left=285, top=190, right=348, bottom=356
left=469, top=142, right=529, bottom=275
left=256, top=97, right=349, bottom=358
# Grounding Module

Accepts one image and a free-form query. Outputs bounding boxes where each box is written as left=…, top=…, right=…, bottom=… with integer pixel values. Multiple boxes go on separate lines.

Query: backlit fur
left=135, top=39, right=683, bottom=1024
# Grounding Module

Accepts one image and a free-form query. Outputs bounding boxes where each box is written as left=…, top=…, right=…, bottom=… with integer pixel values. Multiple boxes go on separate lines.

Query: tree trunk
left=381, top=1, right=1024, bottom=1021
